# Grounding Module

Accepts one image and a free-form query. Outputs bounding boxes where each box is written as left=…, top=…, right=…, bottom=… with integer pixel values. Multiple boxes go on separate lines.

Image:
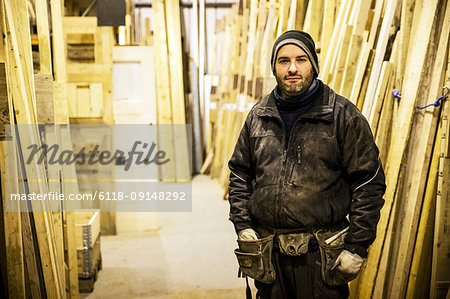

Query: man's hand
left=332, top=249, right=364, bottom=274
left=238, top=228, right=259, bottom=240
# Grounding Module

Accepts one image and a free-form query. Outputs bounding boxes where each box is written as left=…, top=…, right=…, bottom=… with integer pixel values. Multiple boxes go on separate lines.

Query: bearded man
left=228, top=30, right=386, bottom=299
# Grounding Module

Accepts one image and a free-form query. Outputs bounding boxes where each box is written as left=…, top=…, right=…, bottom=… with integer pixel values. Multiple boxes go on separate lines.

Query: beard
left=275, top=69, right=314, bottom=98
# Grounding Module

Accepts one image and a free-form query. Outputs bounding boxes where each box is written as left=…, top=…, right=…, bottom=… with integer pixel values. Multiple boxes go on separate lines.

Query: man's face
left=274, top=44, right=315, bottom=98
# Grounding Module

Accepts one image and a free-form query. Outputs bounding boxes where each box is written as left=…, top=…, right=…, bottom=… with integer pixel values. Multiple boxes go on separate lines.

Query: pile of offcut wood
left=204, top=0, right=450, bottom=298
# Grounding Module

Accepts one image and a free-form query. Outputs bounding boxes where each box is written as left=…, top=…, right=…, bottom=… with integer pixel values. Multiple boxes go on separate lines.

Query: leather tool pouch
left=316, top=228, right=359, bottom=286
left=278, top=233, right=311, bottom=256
left=234, top=235, right=276, bottom=284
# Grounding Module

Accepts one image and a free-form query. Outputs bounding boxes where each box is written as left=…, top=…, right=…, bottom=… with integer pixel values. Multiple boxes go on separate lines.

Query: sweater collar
left=256, top=80, right=335, bottom=123
left=273, top=79, right=319, bottom=110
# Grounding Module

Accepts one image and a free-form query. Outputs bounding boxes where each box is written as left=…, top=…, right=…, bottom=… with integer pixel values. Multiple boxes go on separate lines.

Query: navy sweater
left=273, top=79, right=320, bottom=147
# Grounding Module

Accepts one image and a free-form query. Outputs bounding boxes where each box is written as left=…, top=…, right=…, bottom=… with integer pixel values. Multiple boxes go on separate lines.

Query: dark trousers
left=254, top=249, right=349, bottom=299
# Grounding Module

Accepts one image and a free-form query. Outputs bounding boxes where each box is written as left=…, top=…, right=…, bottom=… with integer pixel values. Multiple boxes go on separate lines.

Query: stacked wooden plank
left=206, top=0, right=450, bottom=297
left=153, top=0, right=191, bottom=181
left=63, top=17, right=114, bottom=124
left=0, top=0, right=86, bottom=297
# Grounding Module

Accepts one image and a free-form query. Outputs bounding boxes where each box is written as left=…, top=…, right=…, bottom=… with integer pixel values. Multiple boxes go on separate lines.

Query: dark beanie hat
left=271, top=30, right=319, bottom=77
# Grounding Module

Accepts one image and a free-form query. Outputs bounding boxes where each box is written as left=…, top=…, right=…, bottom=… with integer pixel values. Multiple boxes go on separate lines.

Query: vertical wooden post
left=0, top=15, right=25, bottom=294
left=355, top=0, right=440, bottom=297
left=431, top=43, right=450, bottom=299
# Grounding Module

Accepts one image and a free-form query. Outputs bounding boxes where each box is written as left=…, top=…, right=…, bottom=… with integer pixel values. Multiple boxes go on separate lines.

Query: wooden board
left=355, top=1, right=441, bottom=297
left=63, top=17, right=114, bottom=124
left=2, top=1, right=63, bottom=297
left=153, top=0, right=176, bottom=182
left=430, top=37, right=450, bottom=299
left=368, top=61, right=393, bottom=134
left=349, top=43, right=370, bottom=104
left=320, top=0, right=353, bottom=82
left=389, top=4, right=450, bottom=297
left=34, top=74, right=55, bottom=124
left=330, top=24, right=352, bottom=90
left=396, top=0, right=415, bottom=90
left=0, top=32, right=25, bottom=295
left=165, top=0, right=191, bottom=181
left=320, top=0, right=335, bottom=67
left=405, top=119, right=440, bottom=299
left=361, top=0, right=399, bottom=119
left=35, top=0, right=52, bottom=74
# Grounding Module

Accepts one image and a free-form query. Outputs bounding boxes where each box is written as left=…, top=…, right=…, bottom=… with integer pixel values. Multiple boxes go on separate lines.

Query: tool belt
left=234, top=235, right=276, bottom=284
left=278, top=233, right=312, bottom=256
left=315, top=226, right=360, bottom=286
left=234, top=220, right=352, bottom=285
left=255, top=223, right=315, bottom=256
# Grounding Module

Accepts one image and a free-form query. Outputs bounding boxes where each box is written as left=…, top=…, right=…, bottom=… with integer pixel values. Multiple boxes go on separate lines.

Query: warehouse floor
left=81, top=175, right=254, bottom=299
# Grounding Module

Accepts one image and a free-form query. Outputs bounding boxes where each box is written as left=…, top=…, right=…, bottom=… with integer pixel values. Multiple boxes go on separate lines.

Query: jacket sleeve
left=228, top=117, right=255, bottom=233
left=341, top=113, right=386, bottom=258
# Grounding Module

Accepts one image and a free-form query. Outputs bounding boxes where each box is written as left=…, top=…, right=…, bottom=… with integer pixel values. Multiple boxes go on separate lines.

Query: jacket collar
left=256, top=81, right=335, bottom=123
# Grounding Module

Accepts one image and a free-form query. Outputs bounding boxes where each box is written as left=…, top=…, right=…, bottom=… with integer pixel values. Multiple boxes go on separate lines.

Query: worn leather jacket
left=228, top=81, right=386, bottom=257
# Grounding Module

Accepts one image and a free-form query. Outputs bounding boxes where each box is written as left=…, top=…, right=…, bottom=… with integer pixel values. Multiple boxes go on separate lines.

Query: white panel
left=112, top=46, right=157, bottom=125
left=112, top=62, right=142, bottom=101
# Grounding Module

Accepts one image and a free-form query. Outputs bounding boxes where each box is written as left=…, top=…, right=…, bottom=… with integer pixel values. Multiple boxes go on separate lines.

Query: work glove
left=238, top=228, right=259, bottom=241
left=332, top=249, right=365, bottom=275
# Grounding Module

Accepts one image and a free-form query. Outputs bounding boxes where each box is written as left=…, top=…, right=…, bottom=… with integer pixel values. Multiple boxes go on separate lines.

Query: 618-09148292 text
left=9, top=191, right=186, bottom=201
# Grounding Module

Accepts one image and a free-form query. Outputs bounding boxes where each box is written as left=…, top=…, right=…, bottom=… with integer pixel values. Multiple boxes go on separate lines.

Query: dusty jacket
left=228, top=81, right=386, bottom=257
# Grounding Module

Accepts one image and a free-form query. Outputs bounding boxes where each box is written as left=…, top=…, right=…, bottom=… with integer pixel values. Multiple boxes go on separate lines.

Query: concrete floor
left=82, top=175, right=255, bottom=298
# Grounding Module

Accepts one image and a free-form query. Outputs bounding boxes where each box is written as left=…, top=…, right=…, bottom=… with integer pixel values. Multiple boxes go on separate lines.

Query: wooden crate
left=74, top=210, right=102, bottom=292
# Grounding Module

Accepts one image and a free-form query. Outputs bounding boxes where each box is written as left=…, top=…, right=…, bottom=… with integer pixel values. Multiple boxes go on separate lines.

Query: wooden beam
left=320, top=0, right=352, bottom=82
left=286, top=0, right=297, bottom=30
left=396, top=0, right=415, bottom=91
left=153, top=0, right=176, bottom=181
left=355, top=0, right=440, bottom=297
left=361, top=0, right=399, bottom=119
left=2, top=0, right=65, bottom=297
left=165, top=0, right=191, bottom=181
left=50, top=0, right=69, bottom=124
left=349, top=42, right=370, bottom=104
left=35, top=0, right=52, bottom=74
left=309, top=0, right=322, bottom=42
left=50, top=0, right=66, bottom=83
left=279, top=0, right=290, bottom=33
left=34, top=74, right=55, bottom=124
left=320, top=0, right=335, bottom=68
left=368, top=61, right=393, bottom=134
left=339, top=0, right=370, bottom=97
left=431, top=32, right=450, bottom=299
left=294, top=0, right=306, bottom=30
left=330, top=24, right=352, bottom=90
left=59, top=126, right=81, bottom=298
left=405, top=116, right=440, bottom=299
left=0, top=34, right=25, bottom=297
left=390, top=3, right=449, bottom=296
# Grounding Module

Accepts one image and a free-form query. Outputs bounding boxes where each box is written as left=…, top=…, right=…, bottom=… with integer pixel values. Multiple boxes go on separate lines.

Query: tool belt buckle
left=278, top=232, right=312, bottom=256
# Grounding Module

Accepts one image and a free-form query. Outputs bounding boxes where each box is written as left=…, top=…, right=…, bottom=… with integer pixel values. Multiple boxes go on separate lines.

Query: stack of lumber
left=63, top=17, right=114, bottom=124
left=153, top=0, right=191, bottom=181
left=205, top=0, right=450, bottom=297
left=0, top=0, right=81, bottom=297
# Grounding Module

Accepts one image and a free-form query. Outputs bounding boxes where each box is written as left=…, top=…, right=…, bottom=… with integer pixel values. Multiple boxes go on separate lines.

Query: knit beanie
left=271, top=30, right=319, bottom=78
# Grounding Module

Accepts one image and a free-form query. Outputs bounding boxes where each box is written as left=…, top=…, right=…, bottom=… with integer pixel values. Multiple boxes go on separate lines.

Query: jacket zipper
left=264, top=112, right=303, bottom=227
left=264, top=114, right=285, bottom=228
left=278, top=117, right=304, bottom=226
left=297, top=145, right=301, bottom=164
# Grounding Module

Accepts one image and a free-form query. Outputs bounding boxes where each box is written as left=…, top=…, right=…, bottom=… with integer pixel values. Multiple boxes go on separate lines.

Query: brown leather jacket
left=228, top=81, right=386, bottom=257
